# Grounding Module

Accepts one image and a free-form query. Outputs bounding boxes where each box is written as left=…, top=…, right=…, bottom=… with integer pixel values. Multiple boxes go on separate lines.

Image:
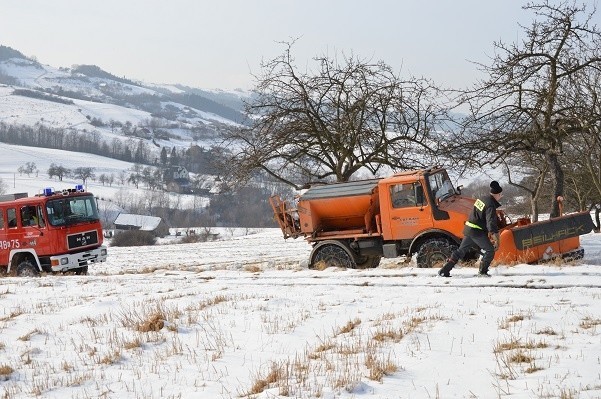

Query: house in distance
left=163, top=166, right=191, bottom=193
left=113, top=213, right=169, bottom=237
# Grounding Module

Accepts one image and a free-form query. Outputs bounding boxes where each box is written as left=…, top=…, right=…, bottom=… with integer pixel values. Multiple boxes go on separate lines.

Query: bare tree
left=502, top=155, right=549, bottom=221
left=127, top=164, right=144, bottom=189
left=18, top=162, right=38, bottom=177
left=561, top=63, right=601, bottom=209
left=451, top=1, right=601, bottom=218
left=48, top=163, right=70, bottom=181
left=98, top=173, right=108, bottom=186
left=117, top=170, right=127, bottom=185
left=222, top=44, right=445, bottom=189
left=114, top=188, right=134, bottom=211
left=72, top=167, right=95, bottom=185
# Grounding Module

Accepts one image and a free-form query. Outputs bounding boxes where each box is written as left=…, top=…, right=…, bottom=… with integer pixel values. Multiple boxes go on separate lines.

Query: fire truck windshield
left=45, top=195, right=100, bottom=227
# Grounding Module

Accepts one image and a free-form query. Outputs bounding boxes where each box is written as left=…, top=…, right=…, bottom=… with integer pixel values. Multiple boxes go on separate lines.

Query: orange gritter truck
left=270, top=167, right=595, bottom=269
left=0, top=185, right=107, bottom=276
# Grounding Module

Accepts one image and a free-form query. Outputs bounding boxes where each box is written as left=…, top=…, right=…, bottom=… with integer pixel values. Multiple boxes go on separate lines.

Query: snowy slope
left=0, top=50, right=248, bottom=161
left=0, top=142, right=208, bottom=214
left=0, top=85, right=150, bottom=134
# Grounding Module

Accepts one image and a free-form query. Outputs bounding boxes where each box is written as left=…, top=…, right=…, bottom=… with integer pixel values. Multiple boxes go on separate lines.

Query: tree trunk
left=530, top=198, right=540, bottom=222
left=546, top=151, right=564, bottom=218
left=530, top=167, right=547, bottom=222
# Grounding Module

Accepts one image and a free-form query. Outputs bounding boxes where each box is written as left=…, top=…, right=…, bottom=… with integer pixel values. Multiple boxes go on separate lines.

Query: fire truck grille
left=67, top=230, right=99, bottom=250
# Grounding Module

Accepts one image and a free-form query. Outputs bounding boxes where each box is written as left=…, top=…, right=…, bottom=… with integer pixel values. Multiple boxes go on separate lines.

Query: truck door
left=386, top=182, right=433, bottom=239
left=20, top=205, right=46, bottom=229
left=0, top=209, right=9, bottom=266
left=17, top=205, right=45, bottom=251
left=4, top=208, right=21, bottom=265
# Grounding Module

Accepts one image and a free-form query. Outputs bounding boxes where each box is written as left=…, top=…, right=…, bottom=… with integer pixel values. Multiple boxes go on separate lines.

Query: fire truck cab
left=0, top=186, right=108, bottom=276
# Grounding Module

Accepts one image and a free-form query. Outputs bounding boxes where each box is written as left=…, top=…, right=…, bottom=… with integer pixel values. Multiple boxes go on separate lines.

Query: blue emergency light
left=43, top=188, right=54, bottom=196
left=75, top=184, right=84, bottom=192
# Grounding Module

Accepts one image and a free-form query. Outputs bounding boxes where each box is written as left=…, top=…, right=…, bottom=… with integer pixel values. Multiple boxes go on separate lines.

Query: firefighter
left=22, top=206, right=38, bottom=227
left=438, top=180, right=503, bottom=277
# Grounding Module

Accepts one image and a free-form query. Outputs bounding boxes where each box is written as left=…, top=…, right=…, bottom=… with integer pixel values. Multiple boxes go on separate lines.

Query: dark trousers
left=444, top=226, right=495, bottom=273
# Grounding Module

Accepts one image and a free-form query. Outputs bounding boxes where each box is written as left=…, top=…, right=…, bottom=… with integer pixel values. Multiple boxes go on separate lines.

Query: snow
left=0, top=142, right=210, bottom=213
left=114, top=213, right=162, bottom=231
left=0, top=86, right=90, bottom=128
left=0, top=57, right=243, bottom=143
left=1, top=227, right=600, bottom=398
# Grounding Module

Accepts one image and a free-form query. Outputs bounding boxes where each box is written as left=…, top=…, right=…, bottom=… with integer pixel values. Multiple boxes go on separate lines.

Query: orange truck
left=270, top=167, right=594, bottom=269
left=0, top=185, right=107, bottom=276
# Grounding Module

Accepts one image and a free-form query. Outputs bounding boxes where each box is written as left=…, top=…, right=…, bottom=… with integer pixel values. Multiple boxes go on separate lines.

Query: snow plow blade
left=495, top=211, right=595, bottom=264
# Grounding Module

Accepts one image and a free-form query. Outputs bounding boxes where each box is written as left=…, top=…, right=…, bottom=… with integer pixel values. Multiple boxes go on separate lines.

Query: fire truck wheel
left=16, top=260, right=40, bottom=277
left=73, top=266, right=88, bottom=275
left=416, top=239, right=457, bottom=269
left=310, top=241, right=356, bottom=269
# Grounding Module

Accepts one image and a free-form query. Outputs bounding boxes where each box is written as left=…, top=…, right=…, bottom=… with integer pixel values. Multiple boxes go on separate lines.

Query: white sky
left=0, top=0, right=574, bottom=91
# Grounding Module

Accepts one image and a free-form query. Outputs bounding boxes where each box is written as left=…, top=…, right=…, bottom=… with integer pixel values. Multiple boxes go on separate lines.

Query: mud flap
left=511, top=212, right=595, bottom=251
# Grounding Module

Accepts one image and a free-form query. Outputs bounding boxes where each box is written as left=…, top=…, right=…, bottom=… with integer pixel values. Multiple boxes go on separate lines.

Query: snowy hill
left=0, top=44, right=249, bottom=158
left=0, top=142, right=211, bottom=228
left=0, top=44, right=257, bottom=220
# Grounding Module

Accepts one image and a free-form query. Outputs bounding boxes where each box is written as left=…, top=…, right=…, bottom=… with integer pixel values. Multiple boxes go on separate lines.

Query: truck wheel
left=355, top=256, right=381, bottom=269
left=416, top=239, right=457, bottom=269
left=310, top=241, right=356, bottom=269
left=16, top=260, right=40, bottom=277
left=73, top=266, right=88, bottom=275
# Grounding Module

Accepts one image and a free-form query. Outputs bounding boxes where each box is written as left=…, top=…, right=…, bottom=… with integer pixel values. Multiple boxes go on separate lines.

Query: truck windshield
left=45, top=195, right=100, bottom=227
left=429, top=171, right=455, bottom=202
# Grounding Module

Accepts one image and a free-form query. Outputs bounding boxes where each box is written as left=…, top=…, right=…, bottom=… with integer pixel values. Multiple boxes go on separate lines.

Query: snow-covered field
left=1, top=228, right=600, bottom=399
left=0, top=142, right=209, bottom=213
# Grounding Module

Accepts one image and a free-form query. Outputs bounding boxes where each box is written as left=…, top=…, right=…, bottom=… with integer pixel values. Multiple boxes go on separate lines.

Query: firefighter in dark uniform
left=438, top=180, right=503, bottom=277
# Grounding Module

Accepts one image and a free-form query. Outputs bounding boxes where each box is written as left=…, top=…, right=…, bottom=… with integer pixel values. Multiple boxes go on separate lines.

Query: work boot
left=438, top=268, right=450, bottom=277
left=438, top=261, right=453, bottom=277
left=478, top=265, right=490, bottom=277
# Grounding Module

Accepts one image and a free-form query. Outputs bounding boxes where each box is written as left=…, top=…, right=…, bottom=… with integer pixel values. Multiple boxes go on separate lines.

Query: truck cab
left=379, top=168, right=475, bottom=250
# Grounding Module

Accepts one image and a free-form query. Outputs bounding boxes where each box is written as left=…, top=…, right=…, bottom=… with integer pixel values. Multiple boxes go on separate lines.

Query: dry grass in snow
left=0, top=229, right=600, bottom=398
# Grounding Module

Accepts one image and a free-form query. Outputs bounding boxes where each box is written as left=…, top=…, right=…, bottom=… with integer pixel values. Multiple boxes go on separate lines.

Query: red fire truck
left=0, top=185, right=107, bottom=276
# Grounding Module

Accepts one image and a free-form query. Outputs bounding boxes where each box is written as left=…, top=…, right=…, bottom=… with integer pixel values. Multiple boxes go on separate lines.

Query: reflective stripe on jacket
left=465, top=221, right=482, bottom=230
